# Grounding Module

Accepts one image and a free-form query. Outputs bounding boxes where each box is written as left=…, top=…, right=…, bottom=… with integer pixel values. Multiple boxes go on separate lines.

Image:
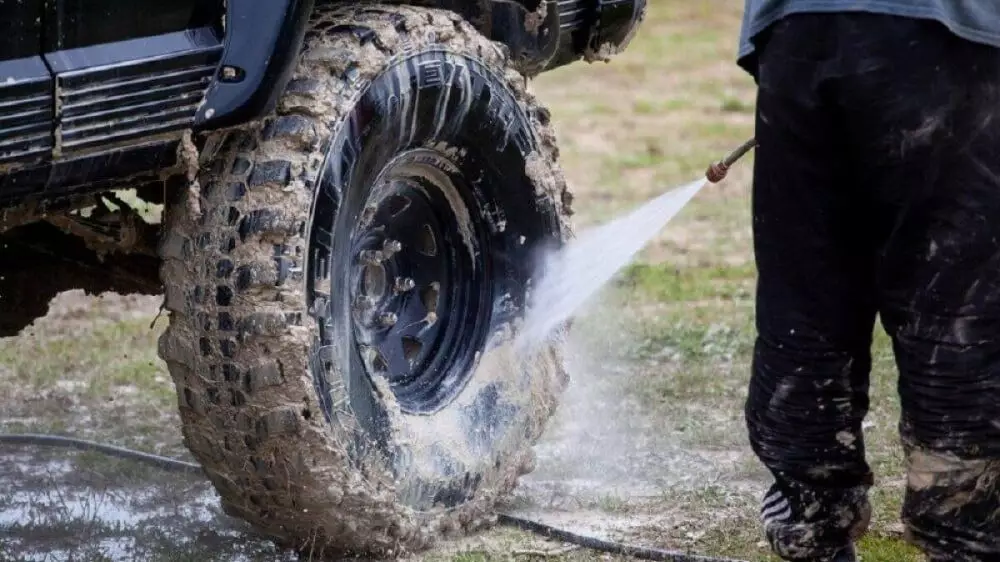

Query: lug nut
left=382, top=239, right=402, bottom=256
left=377, top=312, right=398, bottom=327
left=359, top=250, right=384, bottom=265
left=394, top=277, right=415, bottom=292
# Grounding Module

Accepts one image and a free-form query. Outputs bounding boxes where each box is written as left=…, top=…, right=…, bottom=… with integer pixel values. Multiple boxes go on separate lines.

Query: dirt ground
left=1, top=2, right=923, bottom=562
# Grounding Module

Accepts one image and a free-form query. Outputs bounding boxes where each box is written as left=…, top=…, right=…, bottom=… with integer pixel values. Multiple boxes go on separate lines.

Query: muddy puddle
left=0, top=448, right=297, bottom=561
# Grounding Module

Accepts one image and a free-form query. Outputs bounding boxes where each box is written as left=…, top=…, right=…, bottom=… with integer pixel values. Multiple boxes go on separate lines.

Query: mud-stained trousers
left=745, top=12, right=1000, bottom=562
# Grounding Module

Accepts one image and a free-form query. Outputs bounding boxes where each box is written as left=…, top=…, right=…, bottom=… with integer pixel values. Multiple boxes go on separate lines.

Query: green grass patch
left=858, top=534, right=923, bottom=562
left=616, top=262, right=755, bottom=302
left=630, top=317, right=752, bottom=365
left=0, top=317, right=168, bottom=402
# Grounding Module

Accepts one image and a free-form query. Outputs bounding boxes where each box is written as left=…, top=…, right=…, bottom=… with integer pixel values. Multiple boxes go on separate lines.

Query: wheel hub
left=341, top=155, right=487, bottom=411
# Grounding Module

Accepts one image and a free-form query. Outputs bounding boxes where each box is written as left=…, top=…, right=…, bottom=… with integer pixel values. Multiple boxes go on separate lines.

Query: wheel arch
left=313, top=0, right=646, bottom=75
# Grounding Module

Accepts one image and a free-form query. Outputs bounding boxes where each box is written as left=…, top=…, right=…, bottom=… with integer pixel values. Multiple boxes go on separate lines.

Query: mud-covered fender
left=428, top=0, right=647, bottom=74
left=194, top=0, right=315, bottom=131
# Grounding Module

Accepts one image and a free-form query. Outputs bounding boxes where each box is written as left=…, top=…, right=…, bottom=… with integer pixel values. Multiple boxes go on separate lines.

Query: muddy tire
left=157, top=5, right=571, bottom=557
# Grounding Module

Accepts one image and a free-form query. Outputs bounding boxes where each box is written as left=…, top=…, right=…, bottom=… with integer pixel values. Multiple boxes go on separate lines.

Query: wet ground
left=0, top=447, right=297, bottom=561
left=0, top=293, right=759, bottom=561
left=0, top=292, right=302, bottom=562
left=0, top=360, right=752, bottom=562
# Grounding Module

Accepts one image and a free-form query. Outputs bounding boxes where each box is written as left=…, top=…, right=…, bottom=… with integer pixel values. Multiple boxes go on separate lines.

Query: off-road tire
left=158, top=5, right=572, bottom=557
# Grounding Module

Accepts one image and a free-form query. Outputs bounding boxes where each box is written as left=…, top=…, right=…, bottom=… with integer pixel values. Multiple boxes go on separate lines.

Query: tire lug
left=382, top=239, right=402, bottom=257
left=394, top=277, right=415, bottom=292
left=310, top=295, right=328, bottom=316
left=378, top=312, right=398, bottom=327
left=359, top=250, right=384, bottom=265
left=355, top=296, right=375, bottom=311
left=360, top=345, right=378, bottom=367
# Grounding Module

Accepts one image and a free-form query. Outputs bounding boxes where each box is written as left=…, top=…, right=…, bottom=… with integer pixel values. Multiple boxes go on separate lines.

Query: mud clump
left=584, top=42, right=621, bottom=63
left=523, top=1, right=547, bottom=35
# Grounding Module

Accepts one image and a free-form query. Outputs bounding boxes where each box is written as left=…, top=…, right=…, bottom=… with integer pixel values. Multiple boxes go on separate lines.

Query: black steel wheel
left=158, top=5, right=572, bottom=558
left=324, top=150, right=492, bottom=416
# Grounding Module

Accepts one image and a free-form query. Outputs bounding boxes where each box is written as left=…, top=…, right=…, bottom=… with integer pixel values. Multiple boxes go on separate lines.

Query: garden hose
left=0, top=432, right=749, bottom=562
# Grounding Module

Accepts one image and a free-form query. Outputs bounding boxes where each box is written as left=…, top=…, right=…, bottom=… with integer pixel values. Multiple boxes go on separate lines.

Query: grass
left=0, top=316, right=168, bottom=402
left=0, top=1, right=922, bottom=561
left=0, top=293, right=181, bottom=454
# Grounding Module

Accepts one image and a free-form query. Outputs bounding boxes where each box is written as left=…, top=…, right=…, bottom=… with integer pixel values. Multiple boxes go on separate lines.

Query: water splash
left=518, top=178, right=706, bottom=350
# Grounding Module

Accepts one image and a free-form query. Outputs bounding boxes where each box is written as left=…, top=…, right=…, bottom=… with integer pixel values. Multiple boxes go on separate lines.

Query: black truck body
left=0, top=0, right=307, bottom=204
left=0, top=0, right=645, bottom=207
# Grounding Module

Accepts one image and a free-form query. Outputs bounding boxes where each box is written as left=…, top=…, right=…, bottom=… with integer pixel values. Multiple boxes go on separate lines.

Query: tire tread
left=158, top=4, right=570, bottom=557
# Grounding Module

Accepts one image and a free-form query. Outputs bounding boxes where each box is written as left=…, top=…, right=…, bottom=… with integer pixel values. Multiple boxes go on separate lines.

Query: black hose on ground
left=0, top=433, right=202, bottom=474
left=0, top=433, right=749, bottom=562
left=497, top=514, right=749, bottom=562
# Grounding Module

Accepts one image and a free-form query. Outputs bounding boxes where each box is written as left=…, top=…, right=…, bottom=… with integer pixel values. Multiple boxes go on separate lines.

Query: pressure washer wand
left=705, top=138, right=758, bottom=183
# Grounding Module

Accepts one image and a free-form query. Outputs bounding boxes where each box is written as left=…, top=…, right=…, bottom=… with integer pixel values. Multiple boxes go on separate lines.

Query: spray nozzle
left=705, top=138, right=758, bottom=183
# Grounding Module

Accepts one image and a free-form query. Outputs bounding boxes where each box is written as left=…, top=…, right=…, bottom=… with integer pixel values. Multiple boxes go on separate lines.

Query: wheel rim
left=306, top=50, right=566, bottom=437
left=335, top=150, right=490, bottom=414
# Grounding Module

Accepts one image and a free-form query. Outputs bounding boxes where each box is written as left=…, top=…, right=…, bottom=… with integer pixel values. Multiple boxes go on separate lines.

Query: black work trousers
left=746, top=13, right=1000, bottom=562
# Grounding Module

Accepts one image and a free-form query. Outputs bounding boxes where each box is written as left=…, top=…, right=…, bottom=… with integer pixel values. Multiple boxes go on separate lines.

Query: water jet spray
left=518, top=137, right=760, bottom=351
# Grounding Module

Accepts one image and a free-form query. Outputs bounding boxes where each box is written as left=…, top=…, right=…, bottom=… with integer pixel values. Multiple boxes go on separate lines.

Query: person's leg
left=746, top=15, right=878, bottom=562
left=844, top=18, right=1000, bottom=562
